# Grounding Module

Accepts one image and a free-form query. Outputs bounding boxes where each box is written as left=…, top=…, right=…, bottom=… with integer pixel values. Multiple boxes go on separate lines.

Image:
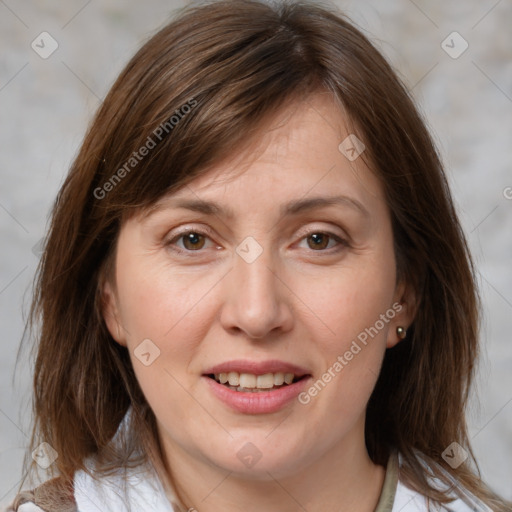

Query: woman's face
left=103, top=91, right=413, bottom=480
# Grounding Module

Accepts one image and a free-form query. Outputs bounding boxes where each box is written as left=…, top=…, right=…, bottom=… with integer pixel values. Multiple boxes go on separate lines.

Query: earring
left=396, top=326, right=407, bottom=340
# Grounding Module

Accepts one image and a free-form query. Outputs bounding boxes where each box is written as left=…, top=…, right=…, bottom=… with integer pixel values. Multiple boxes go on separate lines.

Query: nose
left=219, top=242, right=294, bottom=340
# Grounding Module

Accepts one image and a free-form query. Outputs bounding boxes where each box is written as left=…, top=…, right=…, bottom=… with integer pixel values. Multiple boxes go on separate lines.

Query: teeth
left=284, top=373, right=294, bottom=384
left=213, top=371, right=297, bottom=389
left=239, top=373, right=257, bottom=388
left=228, top=371, right=239, bottom=386
left=256, top=373, right=274, bottom=388
left=273, top=372, right=285, bottom=386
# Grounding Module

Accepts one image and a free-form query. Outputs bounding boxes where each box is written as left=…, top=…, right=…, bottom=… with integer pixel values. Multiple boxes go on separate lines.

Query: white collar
left=74, top=456, right=490, bottom=512
left=391, top=452, right=493, bottom=512
left=73, top=408, right=175, bottom=512
left=74, top=458, right=175, bottom=512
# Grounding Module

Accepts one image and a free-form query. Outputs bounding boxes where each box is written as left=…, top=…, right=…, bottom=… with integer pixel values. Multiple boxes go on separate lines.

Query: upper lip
left=203, top=359, right=310, bottom=377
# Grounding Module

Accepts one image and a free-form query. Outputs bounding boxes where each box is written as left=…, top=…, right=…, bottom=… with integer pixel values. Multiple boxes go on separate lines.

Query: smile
left=208, top=371, right=304, bottom=392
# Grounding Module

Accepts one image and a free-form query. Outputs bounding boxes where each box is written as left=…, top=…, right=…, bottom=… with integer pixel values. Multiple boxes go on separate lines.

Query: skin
left=103, top=91, right=416, bottom=512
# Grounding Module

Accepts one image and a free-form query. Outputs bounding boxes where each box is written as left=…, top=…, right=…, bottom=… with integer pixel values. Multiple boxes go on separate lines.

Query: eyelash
left=165, top=226, right=349, bottom=257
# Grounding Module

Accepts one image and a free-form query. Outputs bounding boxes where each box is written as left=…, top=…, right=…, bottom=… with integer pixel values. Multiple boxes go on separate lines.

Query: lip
left=203, top=359, right=310, bottom=377
left=202, top=359, right=312, bottom=415
left=204, top=374, right=312, bottom=414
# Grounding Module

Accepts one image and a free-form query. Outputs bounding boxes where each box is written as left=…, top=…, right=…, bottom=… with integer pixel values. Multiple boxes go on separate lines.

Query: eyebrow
left=144, top=194, right=369, bottom=220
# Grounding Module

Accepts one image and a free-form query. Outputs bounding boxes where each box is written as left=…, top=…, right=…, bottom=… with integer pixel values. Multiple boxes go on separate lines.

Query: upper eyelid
left=167, top=221, right=348, bottom=240
left=167, top=225, right=216, bottom=243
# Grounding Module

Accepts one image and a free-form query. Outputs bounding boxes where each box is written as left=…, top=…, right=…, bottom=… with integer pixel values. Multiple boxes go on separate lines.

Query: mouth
left=205, top=372, right=309, bottom=392
left=202, top=360, right=312, bottom=413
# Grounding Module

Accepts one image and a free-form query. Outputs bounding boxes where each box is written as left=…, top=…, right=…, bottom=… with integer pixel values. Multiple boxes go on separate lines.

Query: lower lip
left=203, top=376, right=311, bottom=414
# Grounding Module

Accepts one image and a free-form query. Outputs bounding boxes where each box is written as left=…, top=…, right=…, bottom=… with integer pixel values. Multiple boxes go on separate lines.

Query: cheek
left=296, top=252, right=396, bottom=351
left=115, top=260, right=218, bottom=418
left=113, top=257, right=227, bottom=411
left=293, top=250, right=396, bottom=415
left=115, top=256, right=218, bottom=346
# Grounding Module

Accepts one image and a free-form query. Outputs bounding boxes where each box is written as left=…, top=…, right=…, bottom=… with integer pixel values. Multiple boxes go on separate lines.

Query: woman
left=9, top=0, right=511, bottom=510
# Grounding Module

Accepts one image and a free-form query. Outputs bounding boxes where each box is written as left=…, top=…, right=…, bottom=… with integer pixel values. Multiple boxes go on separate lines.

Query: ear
left=386, top=279, right=418, bottom=349
left=101, top=279, right=127, bottom=347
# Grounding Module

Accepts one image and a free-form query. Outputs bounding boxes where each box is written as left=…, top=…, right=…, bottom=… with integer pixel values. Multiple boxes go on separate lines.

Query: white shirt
left=391, top=478, right=493, bottom=511
left=13, top=453, right=492, bottom=512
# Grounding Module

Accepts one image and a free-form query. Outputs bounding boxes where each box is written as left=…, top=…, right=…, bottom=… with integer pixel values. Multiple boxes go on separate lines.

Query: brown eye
left=306, top=232, right=334, bottom=250
left=165, top=227, right=219, bottom=257
left=181, top=232, right=206, bottom=250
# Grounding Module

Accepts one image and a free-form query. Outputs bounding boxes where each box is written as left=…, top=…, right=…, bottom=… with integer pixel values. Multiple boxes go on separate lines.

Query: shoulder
left=6, top=477, right=77, bottom=512
left=393, top=479, right=492, bottom=511
left=394, top=453, right=493, bottom=512
left=72, top=460, right=176, bottom=511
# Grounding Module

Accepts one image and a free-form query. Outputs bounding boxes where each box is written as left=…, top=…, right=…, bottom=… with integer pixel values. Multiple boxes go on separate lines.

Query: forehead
left=139, top=91, right=384, bottom=222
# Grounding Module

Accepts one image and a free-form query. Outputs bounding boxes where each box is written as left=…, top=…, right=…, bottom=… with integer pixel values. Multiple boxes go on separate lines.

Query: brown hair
left=19, top=0, right=510, bottom=510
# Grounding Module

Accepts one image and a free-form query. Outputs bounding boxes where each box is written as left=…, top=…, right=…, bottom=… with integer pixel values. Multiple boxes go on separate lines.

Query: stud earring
left=396, top=326, right=407, bottom=340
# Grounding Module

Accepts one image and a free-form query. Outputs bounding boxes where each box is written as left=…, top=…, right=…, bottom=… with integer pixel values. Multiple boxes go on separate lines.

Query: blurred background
left=1, top=0, right=511, bottom=507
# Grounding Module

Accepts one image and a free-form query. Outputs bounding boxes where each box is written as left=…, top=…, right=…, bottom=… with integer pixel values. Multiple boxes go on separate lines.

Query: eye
left=165, top=227, right=348, bottom=257
left=166, top=229, right=217, bottom=254
left=297, top=231, right=348, bottom=252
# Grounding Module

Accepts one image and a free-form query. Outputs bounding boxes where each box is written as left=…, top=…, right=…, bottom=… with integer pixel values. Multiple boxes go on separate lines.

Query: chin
left=203, top=435, right=309, bottom=480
